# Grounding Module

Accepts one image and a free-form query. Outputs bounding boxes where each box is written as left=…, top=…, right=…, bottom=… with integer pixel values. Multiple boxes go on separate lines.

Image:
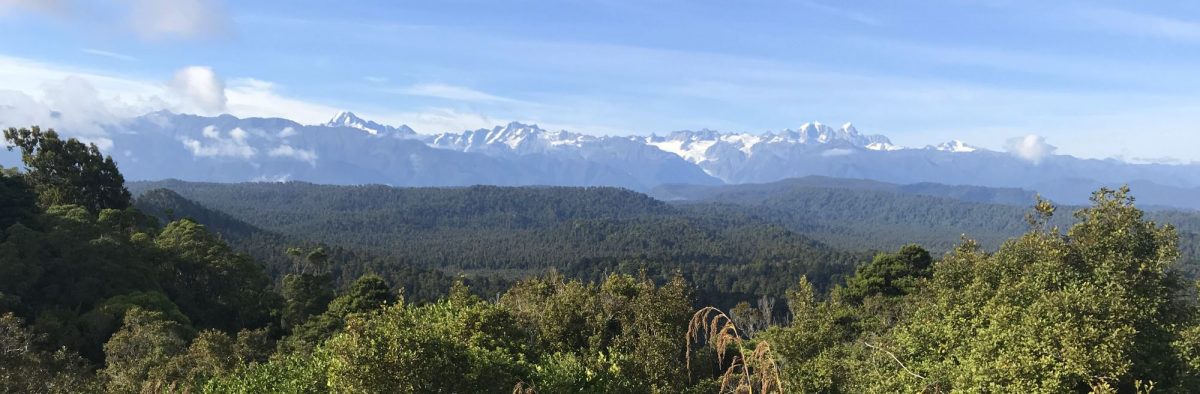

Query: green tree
left=883, top=187, right=1192, bottom=392
left=0, top=168, right=36, bottom=237
left=279, top=274, right=395, bottom=353
left=3, top=126, right=130, bottom=212
left=281, top=247, right=335, bottom=331
left=155, top=219, right=279, bottom=333
left=841, top=244, right=933, bottom=302
left=0, top=313, right=96, bottom=394
left=101, top=307, right=189, bottom=393
left=322, top=287, right=528, bottom=393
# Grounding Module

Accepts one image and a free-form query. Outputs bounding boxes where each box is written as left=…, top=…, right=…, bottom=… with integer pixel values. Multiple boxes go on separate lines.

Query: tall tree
left=3, top=126, right=130, bottom=212
left=280, top=247, right=335, bottom=331
left=154, top=219, right=279, bottom=333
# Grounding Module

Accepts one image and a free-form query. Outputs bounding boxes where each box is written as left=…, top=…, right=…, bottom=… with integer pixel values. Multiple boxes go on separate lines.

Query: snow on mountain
left=428, top=121, right=720, bottom=187
left=642, top=122, right=897, bottom=166
left=324, top=111, right=417, bottom=137
left=11, top=110, right=1200, bottom=209
left=927, top=140, right=979, bottom=153
left=429, top=121, right=597, bottom=156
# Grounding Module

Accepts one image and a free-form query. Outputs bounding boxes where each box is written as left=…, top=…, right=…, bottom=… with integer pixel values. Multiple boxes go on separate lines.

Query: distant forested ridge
left=129, top=180, right=865, bottom=302
left=657, top=176, right=1200, bottom=275
left=130, top=176, right=1200, bottom=285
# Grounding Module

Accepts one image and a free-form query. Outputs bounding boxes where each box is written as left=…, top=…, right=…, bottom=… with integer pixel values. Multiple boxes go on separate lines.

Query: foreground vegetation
left=4, top=126, right=1200, bottom=393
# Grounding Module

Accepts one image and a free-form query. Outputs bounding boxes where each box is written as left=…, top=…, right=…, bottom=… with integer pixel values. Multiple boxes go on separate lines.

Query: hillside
left=657, top=177, right=1200, bottom=275
left=133, top=188, right=460, bottom=302
left=129, top=180, right=865, bottom=299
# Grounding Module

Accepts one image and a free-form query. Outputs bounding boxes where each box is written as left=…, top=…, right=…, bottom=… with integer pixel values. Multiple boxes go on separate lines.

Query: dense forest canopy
left=128, top=179, right=868, bottom=302
left=5, top=125, right=1200, bottom=393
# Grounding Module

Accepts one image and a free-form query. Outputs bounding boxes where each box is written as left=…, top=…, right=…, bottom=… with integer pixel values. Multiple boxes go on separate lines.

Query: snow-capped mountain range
left=3, top=110, right=1200, bottom=209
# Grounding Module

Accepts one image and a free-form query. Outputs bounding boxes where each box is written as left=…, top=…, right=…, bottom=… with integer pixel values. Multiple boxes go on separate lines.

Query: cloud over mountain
left=1005, top=134, right=1057, bottom=164
left=170, top=66, right=227, bottom=115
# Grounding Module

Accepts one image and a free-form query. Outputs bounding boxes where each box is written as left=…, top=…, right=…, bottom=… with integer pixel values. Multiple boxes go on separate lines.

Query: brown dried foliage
left=688, top=307, right=783, bottom=393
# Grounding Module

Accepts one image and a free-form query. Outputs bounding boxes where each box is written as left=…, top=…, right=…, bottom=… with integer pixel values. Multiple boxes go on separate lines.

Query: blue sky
left=0, top=0, right=1198, bottom=162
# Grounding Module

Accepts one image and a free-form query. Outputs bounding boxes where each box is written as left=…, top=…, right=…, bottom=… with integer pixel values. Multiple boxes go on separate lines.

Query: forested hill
left=130, top=178, right=1200, bottom=284
left=129, top=180, right=864, bottom=299
left=133, top=189, right=460, bottom=301
left=661, top=178, right=1055, bottom=252
left=653, top=175, right=1041, bottom=206
left=657, top=176, right=1200, bottom=277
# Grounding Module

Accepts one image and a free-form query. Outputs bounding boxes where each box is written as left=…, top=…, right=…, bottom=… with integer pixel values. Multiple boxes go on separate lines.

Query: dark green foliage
left=841, top=244, right=933, bottom=302
left=154, top=219, right=280, bottom=333
left=0, top=129, right=280, bottom=372
left=279, top=274, right=395, bottom=353
left=133, top=187, right=461, bottom=303
left=326, top=274, right=395, bottom=316
left=281, top=273, right=334, bottom=332
left=0, top=169, right=36, bottom=236
left=4, top=126, right=130, bottom=212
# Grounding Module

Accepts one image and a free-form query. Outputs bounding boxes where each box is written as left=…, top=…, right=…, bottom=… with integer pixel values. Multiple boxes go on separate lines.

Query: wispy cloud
left=180, top=126, right=256, bottom=158
left=126, top=0, right=232, bottom=40
left=391, top=83, right=519, bottom=103
left=1072, top=6, right=1200, bottom=42
left=268, top=144, right=317, bottom=166
left=363, top=76, right=388, bottom=83
left=80, top=48, right=138, bottom=62
left=2, top=0, right=230, bottom=40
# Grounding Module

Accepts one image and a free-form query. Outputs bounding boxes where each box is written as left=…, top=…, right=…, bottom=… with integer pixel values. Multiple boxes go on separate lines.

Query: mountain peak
left=328, top=111, right=364, bottom=126
left=841, top=122, right=858, bottom=134
left=324, top=111, right=414, bottom=136
left=927, top=139, right=978, bottom=153
left=504, top=120, right=538, bottom=128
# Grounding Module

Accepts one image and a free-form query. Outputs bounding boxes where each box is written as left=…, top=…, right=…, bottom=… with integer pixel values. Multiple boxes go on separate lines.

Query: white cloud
left=170, top=66, right=226, bottom=115
left=1005, top=134, right=1057, bottom=164
left=0, top=74, right=152, bottom=137
left=224, top=78, right=341, bottom=124
left=0, top=56, right=363, bottom=132
left=277, top=126, right=296, bottom=138
left=179, top=125, right=256, bottom=158
left=364, top=76, right=388, bottom=84
left=81, top=48, right=137, bottom=62
left=251, top=173, right=291, bottom=182
left=268, top=144, right=317, bottom=166
left=41, top=76, right=120, bottom=133
left=126, top=0, right=230, bottom=40
left=394, top=83, right=517, bottom=103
